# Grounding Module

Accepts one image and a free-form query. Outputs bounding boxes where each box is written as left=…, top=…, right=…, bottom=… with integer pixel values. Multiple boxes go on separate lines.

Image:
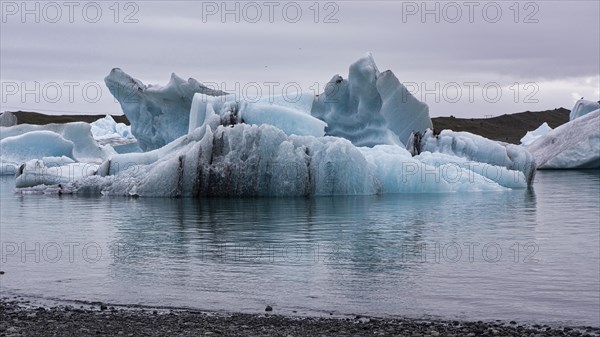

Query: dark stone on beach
left=0, top=271, right=5, bottom=275
left=265, top=305, right=272, bottom=312
left=2, top=298, right=599, bottom=337
left=100, top=305, right=108, bottom=311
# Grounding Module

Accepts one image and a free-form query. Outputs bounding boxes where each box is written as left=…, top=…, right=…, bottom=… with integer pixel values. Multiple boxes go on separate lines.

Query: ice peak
left=312, top=53, right=430, bottom=147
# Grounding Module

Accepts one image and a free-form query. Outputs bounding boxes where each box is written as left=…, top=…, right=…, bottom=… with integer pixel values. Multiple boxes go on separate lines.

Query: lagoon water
left=1, top=170, right=599, bottom=326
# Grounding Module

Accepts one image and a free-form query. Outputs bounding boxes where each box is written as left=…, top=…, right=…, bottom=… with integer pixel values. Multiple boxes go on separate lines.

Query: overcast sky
left=1, top=0, right=599, bottom=118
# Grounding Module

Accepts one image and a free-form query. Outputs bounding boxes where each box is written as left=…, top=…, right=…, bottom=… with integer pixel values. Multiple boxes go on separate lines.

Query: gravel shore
left=1, top=298, right=598, bottom=337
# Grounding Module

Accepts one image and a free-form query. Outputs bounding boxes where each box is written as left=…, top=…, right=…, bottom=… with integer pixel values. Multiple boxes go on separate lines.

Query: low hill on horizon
left=3, top=108, right=571, bottom=145
left=432, top=108, right=570, bottom=144
left=6, top=110, right=130, bottom=125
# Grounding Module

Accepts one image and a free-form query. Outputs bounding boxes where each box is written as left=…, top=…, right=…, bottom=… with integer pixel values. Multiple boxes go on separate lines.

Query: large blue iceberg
left=9, top=54, right=539, bottom=196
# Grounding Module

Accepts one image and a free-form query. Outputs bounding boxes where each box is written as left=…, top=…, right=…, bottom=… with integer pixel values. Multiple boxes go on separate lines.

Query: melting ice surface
left=8, top=53, right=539, bottom=195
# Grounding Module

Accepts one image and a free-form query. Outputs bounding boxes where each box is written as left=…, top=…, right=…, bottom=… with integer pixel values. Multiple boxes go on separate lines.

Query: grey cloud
left=1, top=0, right=598, bottom=117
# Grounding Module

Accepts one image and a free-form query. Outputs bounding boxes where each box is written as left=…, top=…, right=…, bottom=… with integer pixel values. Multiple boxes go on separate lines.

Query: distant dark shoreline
left=3, top=108, right=571, bottom=145
left=6, top=110, right=130, bottom=126
left=432, top=108, right=570, bottom=144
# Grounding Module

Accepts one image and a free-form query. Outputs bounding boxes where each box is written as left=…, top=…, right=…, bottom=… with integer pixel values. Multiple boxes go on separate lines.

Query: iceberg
left=1, top=122, right=115, bottom=175
left=527, top=109, right=599, bottom=169
left=90, top=115, right=141, bottom=154
left=105, top=68, right=227, bottom=151
left=0, top=111, right=17, bottom=127
left=569, top=99, right=600, bottom=121
left=90, top=115, right=133, bottom=140
left=13, top=54, right=538, bottom=195
left=1, top=131, right=75, bottom=175
left=520, top=122, right=552, bottom=147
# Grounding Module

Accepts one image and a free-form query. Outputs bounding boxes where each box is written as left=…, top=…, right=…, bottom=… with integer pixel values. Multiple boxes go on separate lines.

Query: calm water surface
left=1, top=171, right=599, bottom=326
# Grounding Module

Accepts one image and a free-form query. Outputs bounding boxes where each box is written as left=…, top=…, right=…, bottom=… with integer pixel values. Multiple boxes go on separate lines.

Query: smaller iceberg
left=90, top=115, right=133, bottom=140
left=90, top=115, right=141, bottom=154
left=1, top=122, right=115, bottom=175
left=0, top=111, right=17, bottom=127
left=520, top=122, right=552, bottom=146
left=527, top=109, right=599, bottom=169
left=1, top=131, right=75, bottom=168
left=569, top=99, right=600, bottom=121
